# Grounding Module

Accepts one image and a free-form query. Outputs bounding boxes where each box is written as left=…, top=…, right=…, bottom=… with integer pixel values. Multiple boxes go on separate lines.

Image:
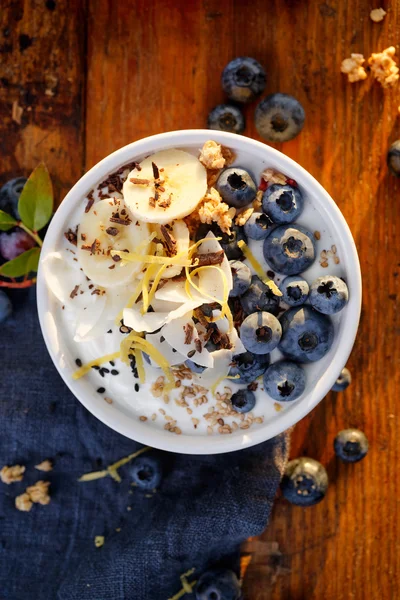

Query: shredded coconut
left=0, top=464, right=25, bottom=484
left=198, top=187, right=235, bottom=233
left=370, top=8, right=386, bottom=22
left=368, top=46, right=399, bottom=88
left=341, top=54, right=367, bottom=83
left=199, top=140, right=226, bottom=170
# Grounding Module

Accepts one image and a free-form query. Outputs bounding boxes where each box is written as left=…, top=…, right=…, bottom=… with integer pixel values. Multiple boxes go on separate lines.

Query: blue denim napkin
left=0, top=289, right=289, bottom=600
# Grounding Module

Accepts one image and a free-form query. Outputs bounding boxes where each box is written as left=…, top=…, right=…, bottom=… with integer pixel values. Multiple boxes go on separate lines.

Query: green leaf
left=18, top=163, right=53, bottom=231
left=0, top=210, right=17, bottom=231
left=0, top=247, right=40, bottom=278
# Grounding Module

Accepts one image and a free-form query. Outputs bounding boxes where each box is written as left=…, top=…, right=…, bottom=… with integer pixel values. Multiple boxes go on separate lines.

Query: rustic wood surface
left=1, top=0, right=400, bottom=598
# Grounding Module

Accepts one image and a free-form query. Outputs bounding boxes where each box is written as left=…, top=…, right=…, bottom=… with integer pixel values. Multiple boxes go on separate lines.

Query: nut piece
left=35, top=460, right=53, bottom=472
left=26, top=480, right=51, bottom=505
left=0, top=464, right=25, bottom=484
left=199, top=140, right=226, bottom=170
left=198, top=187, right=235, bottom=234
left=368, top=46, right=399, bottom=88
left=15, top=493, right=33, bottom=512
left=370, top=8, right=386, bottom=22
left=341, top=54, right=367, bottom=83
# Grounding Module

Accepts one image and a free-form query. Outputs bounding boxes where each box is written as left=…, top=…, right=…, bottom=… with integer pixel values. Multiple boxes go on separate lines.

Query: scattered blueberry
left=207, top=104, right=245, bottom=134
left=0, top=290, right=12, bottom=323
left=279, top=306, right=334, bottom=363
left=231, top=388, right=256, bottom=413
left=332, top=367, right=352, bottom=392
left=309, top=275, right=349, bottom=315
left=221, top=56, right=266, bottom=104
left=262, top=183, right=304, bottom=224
left=387, top=140, right=400, bottom=176
left=244, top=211, right=274, bottom=240
left=279, top=275, right=309, bottom=306
left=130, top=455, right=161, bottom=490
left=0, top=230, right=35, bottom=261
left=229, top=260, right=251, bottom=297
left=263, top=360, right=306, bottom=402
left=281, top=457, right=328, bottom=506
left=255, top=93, right=305, bottom=142
left=0, top=177, right=26, bottom=220
left=263, top=224, right=316, bottom=275
left=185, top=360, right=206, bottom=374
left=195, top=568, right=241, bottom=600
left=240, top=275, right=280, bottom=315
left=334, top=429, right=369, bottom=463
left=240, top=311, right=282, bottom=354
left=216, top=168, right=257, bottom=209
left=228, top=351, right=270, bottom=383
left=196, top=222, right=247, bottom=260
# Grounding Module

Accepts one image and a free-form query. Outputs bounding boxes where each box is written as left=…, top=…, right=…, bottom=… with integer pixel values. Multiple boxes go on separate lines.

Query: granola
left=198, top=187, right=236, bottom=233
left=199, top=140, right=226, bottom=170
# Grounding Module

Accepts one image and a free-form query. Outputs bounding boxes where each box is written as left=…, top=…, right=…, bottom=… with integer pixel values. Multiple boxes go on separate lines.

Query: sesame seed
left=134, top=383, right=139, bottom=392
left=139, top=416, right=147, bottom=422
left=111, top=369, right=119, bottom=375
left=97, top=387, right=106, bottom=394
left=75, top=358, right=82, bottom=367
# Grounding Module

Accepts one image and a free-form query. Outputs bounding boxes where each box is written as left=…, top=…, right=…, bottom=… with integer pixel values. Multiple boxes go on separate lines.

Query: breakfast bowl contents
left=37, top=130, right=361, bottom=454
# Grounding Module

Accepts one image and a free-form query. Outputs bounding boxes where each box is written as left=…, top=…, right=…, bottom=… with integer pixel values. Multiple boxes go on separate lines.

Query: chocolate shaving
left=109, top=217, right=131, bottom=225
left=149, top=197, right=156, bottom=208
left=81, top=244, right=92, bottom=252
left=81, top=233, right=86, bottom=241
left=193, top=308, right=209, bottom=328
left=64, top=227, right=78, bottom=246
left=160, top=225, right=177, bottom=256
left=70, top=285, right=80, bottom=299
left=91, top=239, right=99, bottom=254
left=187, top=349, right=196, bottom=359
left=247, top=381, right=258, bottom=391
left=158, top=196, right=171, bottom=209
left=130, top=177, right=150, bottom=185
left=85, top=195, right=94, bottom=213
left=91, top=288, right=101, bottom=295
left=183, top=323, right=194, bottom=345
left=106, top=227, right=119, bottom=236
left=112, top=254, right=121, bottom=263
left=152, top=162, right=160, bottom=179
left=171, top=271, right=186, bottom=282
left=194, top=338, right=202, bottom=353
left=108, top=264, right=116, bottom=269
left=192, top=250, right=224, bottom=267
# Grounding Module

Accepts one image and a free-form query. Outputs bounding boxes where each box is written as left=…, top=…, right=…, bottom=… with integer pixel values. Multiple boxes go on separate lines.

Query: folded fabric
left=0, top=289, right=289, bottom=600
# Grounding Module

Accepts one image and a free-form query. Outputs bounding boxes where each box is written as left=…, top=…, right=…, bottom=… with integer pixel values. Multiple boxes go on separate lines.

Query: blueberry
left=281, top=457, right=328, bottom=506
left=280, top=275, right=309, bottom=306
left=332, top=367, right=352, bottom=392
left=263, top=224, right=316, bottom=275
left=279, top=306, right=334, bottom=363
left=240, top=311, right=282, bottom=354
left=255, top=93, right=305, bottom=142
left=244, top=211, right=274, bottom=240
left=0, top=290, right=12, bottom=323
left=262, top=184, right=304, bottom=224
left=387, top=140, right=400, bottom=176
left=207, top=104, right=245, bottom=134
left=228, top=351, right=270, bottom=383
left=0, top=177, right=26, bottom=220
left=130, top=455, right=161, bottom=490
left=309, top=275, right=349, bottom=315
left=216, top=168, right=257, bottom=209
left=0, top=230, right=36, bottom=261
left=185, top=360, right=206, bottom=374
left=195, top=568, right=241, bottom=600
left=221, top=56, right=266, bottom=104
left=196, top=222, right=247, bottom=261
left=240, top=275, right=280, bottom=315
left=334, top=429, right=369, bottom=463
left=263, top=360, right=306, bottom=402
left=229, top=260, right=251, bottom=297
left=231, top=389, right=256, bottom=413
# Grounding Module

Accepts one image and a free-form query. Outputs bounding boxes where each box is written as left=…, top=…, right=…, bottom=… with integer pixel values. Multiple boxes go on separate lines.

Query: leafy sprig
left=0, top=163, right=53, bottom=289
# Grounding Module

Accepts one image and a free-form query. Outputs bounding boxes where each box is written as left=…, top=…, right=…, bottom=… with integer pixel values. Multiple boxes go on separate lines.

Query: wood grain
left=2, top=0, right=400, bottom=598
left=0, top=0, right=86, bottom=204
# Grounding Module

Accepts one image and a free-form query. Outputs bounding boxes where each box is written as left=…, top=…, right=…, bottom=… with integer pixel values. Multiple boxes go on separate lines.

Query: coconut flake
left=194, top=349, right=232, bottom=386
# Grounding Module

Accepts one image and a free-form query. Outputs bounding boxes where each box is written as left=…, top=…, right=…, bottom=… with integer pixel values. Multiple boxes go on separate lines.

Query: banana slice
left=123, top=149, right=207, bottom=224
left=77, top=197, right=150, bottom=287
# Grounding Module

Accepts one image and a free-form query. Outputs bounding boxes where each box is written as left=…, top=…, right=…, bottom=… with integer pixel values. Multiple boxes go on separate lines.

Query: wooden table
left=1, top=1, right=399, bottom=598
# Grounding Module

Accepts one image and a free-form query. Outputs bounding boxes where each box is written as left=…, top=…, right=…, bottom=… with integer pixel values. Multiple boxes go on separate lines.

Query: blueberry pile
left=216, top=164, right=349, bottom=410
left=208, top=56, right=305, bottom=142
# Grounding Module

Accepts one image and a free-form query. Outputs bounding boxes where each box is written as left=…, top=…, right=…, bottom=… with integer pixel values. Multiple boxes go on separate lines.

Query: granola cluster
left=368, top=46, right=399, bottom=88
left=340, top=54, right=368, bottom=83
left=198, top=187, right=236, bottom=234
left=199, top=140, right=226, bottom=170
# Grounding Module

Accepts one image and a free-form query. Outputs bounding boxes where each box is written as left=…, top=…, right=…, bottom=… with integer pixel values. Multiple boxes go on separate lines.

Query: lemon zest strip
left=237, top=240, right=282, bottom=297
left=72, top=351, right=121, bottom=380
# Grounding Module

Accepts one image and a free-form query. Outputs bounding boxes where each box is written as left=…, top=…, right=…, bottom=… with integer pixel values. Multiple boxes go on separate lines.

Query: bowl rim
left=37, top=129, right=362, bottom=454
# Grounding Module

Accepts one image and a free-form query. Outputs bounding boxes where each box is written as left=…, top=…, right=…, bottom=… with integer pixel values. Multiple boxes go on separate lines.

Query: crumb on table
left=15, top=492, right=33, bottom=512
left=35, top=460, right=53, bottom=472
left=368, top=46, right=399, bottom=88
left=370, top=8, right=386, bottom=22
left=341, top=54, right=367, bottom=82
left=26, top=480, right=51, bottom=505
left=1, top=464, right=25, bottom=484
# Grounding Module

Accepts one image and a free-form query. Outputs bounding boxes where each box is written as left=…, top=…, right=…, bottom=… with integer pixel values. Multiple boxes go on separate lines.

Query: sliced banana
left=123, top=149, right=207, bottom=224
left=77, top=197, right=150, bottom=287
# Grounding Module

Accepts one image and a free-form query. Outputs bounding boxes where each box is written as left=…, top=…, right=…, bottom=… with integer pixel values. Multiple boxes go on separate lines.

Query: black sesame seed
left=75, top=358, right=82, bottom=367
left=101, top=368, right=110, bottom=374
left=92, top=365, right=100, bottom=371
left=109, top=361, right=115, bottom=366
left=172, top=348, right=177, bottom=353
left=107, top=329, right=112, bottom=334
left=97, top=387, right=106, bottom=394
left=160, top=336, right=165, bottom=343
left=111, top=369, right=119, bottom=375
left=134, top=383, right=140, bottom=392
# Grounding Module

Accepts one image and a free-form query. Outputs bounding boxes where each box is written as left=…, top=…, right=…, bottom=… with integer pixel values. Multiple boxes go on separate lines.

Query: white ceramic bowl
left=37, top=130, right=361, bottom=454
